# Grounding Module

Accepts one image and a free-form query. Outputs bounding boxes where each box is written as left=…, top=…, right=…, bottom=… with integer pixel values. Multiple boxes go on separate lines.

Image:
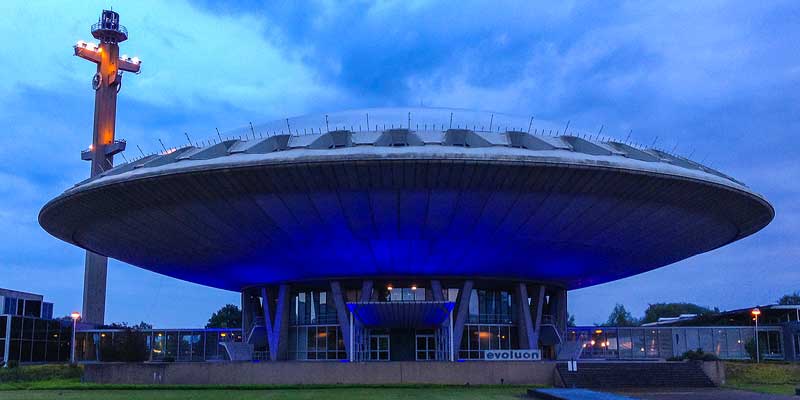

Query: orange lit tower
left=74, top=9, right=141, bottom=325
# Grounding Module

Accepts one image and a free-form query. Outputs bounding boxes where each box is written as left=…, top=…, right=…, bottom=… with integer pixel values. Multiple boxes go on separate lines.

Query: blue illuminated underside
left=40, top=160, right=769, bottom=292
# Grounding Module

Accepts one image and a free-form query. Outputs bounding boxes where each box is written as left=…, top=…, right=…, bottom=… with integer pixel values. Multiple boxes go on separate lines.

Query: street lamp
left=70, top=312, right=81, bottom=365
left=751, top=308, right=761, bottom=363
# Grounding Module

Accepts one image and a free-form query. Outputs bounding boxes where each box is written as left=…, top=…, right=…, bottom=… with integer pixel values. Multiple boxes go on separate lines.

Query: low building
left=1, top=288, right=67, bottom=365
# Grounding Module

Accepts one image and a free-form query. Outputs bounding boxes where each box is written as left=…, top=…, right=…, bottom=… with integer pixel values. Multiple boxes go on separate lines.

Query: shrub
left=0, top=364, right=82, bottom=383
left=744, top=338, right=761, bottom=361
left=98, top=328, right=149, bottom=362
left=671, top=348, right=719, bottom=361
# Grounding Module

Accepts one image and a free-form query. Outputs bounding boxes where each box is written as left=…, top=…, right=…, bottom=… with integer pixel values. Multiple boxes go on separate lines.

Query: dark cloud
left=2, top=1, right=798, bottom=325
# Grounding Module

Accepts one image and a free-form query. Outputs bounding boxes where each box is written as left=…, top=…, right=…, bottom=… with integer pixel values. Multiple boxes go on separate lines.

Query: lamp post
left=751, top=308, right=761, bottom=363
left=70, top=312, right=81, bottom=365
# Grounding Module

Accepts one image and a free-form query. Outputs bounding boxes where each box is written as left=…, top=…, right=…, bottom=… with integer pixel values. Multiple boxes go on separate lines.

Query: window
left=369, top=334, right=389, bottom=361
left=794, top=334, right=800, bottom=358
left=416, top=335, right=436, bottom=360
left=292, top=291, right=338, bottom=325
left=459, top=325, right=513, bottom=360
left=3, top=297, right=16, bottom=315
left=41, top=303, right=54, bottom=320
left=468, top=290, right=514, bottom=324
left=387, top=287, right=425, bottom=301
left=288, top=326, right=346, bottom=360
left=759, top=330, right=783, bottom=358
left=24, top=300, right=42, bottom=318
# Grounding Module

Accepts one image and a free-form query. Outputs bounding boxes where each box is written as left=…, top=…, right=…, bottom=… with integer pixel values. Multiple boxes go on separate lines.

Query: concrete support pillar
left=241, top=290, right=250, bottom=340
left=360, top=280, right=373, bottom=302
left=551, top=287, right=568, bottom=334
left=531, top=285, right=546, bottom=345
left=330, top=281, right=351, bottom=356
left=451, top=280, right=474, bottom=357
left=81, top=251, right=108, bottom=325
left=515, top=283, right=536, bottom=349
left=262, top=284, right=291, bottom=361
left=274, top=284, right=291, bottom=360
left=430, top=280, right=444, bottom=301
left=261, top=287, right=276, bottom=357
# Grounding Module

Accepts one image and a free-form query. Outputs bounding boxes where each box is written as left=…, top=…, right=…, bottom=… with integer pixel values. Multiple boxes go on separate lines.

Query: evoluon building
left=39, top=108, right=774, bottom=362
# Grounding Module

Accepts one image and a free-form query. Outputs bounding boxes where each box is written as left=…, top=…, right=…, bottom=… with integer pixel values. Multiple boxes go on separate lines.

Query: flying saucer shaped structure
left=40, top=107, right=774, bottom=361
left=40, top=108, right=772, bottom=292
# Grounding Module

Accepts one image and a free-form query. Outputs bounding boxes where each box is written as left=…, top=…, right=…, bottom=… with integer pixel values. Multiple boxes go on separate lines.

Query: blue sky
left=0, top=0, right=797, bottom=327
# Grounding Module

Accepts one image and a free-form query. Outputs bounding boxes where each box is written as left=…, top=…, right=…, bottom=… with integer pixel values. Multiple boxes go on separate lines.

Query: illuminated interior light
left=411, top=284, right=417, bottom=291
left=387, top=284, right=393, bottom=291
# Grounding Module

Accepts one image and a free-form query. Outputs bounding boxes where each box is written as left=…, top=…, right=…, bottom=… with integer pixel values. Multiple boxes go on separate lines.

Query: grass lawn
left=0, top=386, right=530, bottom=399
left=724, top=361, right=800, bottom=395
left=0, top=365, right=535, bottom=398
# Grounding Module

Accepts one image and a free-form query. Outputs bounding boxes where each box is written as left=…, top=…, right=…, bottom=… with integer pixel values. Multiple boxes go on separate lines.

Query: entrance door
left=369, top=334, right=390, bottom=361
left=416, top=334, right=436, bottom=360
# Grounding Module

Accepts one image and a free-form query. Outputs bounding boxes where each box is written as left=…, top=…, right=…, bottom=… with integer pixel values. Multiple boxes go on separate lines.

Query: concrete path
left=529, top=388, right=638, bottom=399
left=611, top=388, right=794, bottom=399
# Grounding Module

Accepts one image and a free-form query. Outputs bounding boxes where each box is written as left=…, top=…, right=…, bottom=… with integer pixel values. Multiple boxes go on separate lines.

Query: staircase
left=557, top=361, right=716, bottom=388
left=220, top=342, right=254, bottom=361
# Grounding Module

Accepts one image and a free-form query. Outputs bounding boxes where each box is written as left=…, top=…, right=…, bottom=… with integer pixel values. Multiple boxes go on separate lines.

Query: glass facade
left=74, top=328, right=241, bottom=362
left=467, top=289, right=514, bottom=324
left=288, top=290, right=346, bottom=360
left=288, top=325, right=346, bottom=360
left=0, top=315, right=71, bottom=364
left=459, top=290, right=516, bottom=359
left=291, top=290, right=338, bottom=325
left=568, top=326, right=781, bottom=360
left=0, top=297, right=51, bottom=319
left=385, top=287, right=426, bottom=301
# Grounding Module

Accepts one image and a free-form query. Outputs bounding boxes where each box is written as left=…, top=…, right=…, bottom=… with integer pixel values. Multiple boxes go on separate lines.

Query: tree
left=604, top=303, right=638, bottom=326
left=778, top=291, right=800, bottom=305
left=641, top=303, right=716, bottom=324
left=105, top=321, right=152, bottom=329
left=207, top=304, right=242, bottom=328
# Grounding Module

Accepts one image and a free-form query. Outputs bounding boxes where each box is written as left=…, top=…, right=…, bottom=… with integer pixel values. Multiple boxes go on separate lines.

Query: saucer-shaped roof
left=39, top=108, right=773, bottom=291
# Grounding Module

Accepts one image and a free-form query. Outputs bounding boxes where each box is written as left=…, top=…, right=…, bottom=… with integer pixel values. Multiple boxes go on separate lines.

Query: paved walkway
left=611, top=388, right=794, bottom=399
left=529, top=388, right=637, bottom=399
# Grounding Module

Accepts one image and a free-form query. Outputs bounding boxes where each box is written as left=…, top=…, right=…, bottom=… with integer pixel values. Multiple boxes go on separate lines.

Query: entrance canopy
left=347, top=301, right=455, bottom=329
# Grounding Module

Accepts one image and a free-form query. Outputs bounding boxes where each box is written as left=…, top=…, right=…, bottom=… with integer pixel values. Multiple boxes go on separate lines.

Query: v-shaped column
left=261, top=284, right=290, bottom=361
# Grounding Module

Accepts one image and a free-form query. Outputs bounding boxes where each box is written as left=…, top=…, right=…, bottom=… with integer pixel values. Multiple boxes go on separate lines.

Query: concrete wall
left=84, top=361, right=557, bottom=385
left=701, top=361, right=726, bottom=386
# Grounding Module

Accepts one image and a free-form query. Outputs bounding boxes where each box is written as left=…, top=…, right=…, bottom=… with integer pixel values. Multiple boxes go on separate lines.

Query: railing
left=91, top=22, right=128, bottom=37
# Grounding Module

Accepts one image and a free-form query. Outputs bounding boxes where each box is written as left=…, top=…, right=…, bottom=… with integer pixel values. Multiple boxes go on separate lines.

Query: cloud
left=1, top=0, right=798, bottom=326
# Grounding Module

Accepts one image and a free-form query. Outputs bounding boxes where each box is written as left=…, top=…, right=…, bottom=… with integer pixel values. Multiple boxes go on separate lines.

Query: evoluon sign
left=484, top=350, right=541, bottom=361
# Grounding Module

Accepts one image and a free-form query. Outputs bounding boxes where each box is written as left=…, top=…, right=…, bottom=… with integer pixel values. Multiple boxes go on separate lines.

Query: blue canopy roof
left=347, top=301, right=455, bottom=329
